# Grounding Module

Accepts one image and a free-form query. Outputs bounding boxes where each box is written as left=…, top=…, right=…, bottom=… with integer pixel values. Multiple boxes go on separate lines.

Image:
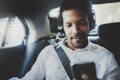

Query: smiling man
left=62, top=8, right=89, bottom=50
left=9, top=0, right=119, bottom=80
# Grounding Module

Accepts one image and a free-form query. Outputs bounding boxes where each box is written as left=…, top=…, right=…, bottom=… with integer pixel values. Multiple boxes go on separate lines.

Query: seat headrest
left=98, top=22, right=120, bottom=53
left=48, top=7, right=65, bottom=38
left=99, top=22, right=120, bottom=41
left=48, top=7, right=60, bottom=33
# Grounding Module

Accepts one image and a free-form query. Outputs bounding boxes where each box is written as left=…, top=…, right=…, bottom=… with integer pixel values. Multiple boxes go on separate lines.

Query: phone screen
left=72, top=62, right=98, bottom=80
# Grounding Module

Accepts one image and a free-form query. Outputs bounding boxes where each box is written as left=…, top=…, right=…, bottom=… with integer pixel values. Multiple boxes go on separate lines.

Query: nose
left=72, top=24, right=80, bottom=34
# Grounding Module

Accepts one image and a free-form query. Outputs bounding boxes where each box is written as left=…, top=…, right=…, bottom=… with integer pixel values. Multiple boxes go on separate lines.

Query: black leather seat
left=0, top=45, right=26, bottom=80
left=98, top=22, right=120, bottom=66
left=0, top=17, right=28, bottom=80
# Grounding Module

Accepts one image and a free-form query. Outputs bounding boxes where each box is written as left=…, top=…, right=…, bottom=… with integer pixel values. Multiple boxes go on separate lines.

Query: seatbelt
left=1, top=17, right=14, bottom=47
left=17, top=16, right=29, bottom=46
left=17, top=17, right=30, bottom=78
left=54, top=45, right=73, bottom=80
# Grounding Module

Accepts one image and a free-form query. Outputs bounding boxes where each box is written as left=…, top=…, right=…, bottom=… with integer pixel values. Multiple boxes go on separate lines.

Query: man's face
left=62, top=9, right=89, bottom=50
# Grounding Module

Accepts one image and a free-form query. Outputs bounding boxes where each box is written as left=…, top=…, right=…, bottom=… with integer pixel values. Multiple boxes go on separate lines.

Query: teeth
left=72, top=36, right=80, bottom=39
left=71, top=33, right=85, bottom=40
left=72, top=36, right=77, bottom=39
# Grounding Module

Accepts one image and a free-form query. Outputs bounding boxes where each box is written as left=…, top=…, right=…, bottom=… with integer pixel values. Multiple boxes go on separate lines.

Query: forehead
left=62, top=9, right=86, bottom=22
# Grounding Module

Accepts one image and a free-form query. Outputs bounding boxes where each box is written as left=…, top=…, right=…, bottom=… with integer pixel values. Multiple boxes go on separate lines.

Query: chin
left=72, top=40, right=88, bottom=48
left=74, top=44, right=84, bottom=48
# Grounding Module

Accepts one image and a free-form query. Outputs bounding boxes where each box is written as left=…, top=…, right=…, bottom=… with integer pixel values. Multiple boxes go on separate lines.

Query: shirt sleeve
left=103, top=52, right=119, bottom=79
left=102, top=67, right=120, bottom=80
left=106, top=53, right=118, bottom=73
left=9, top=48, right=47, bottom=80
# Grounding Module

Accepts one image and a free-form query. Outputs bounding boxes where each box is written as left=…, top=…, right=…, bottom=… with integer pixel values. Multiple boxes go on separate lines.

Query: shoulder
left=89, top=43, right=118, bottom=67
left=40, top=45, right=55, bottom=54
left=37, top=45, right=56, bottom=60
left=88, top=42, right=113, bottom=57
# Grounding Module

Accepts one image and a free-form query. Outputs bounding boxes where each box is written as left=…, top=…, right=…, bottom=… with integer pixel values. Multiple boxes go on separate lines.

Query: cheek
left=64, top=28, right=72, bottom=38
left=81, top=26, right=89, bottom=33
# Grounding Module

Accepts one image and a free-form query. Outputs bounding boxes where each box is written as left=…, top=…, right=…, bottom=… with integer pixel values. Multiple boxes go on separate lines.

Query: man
left=10, top=0, right=119, bottom=80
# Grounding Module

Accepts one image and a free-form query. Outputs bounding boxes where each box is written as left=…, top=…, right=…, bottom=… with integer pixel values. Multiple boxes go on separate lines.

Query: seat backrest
left=19, top=39, right=50, bottom=78
left=0, top=45, right=26, bottom=80
left=98, top=22, right=120, bottom=66
left=0, top=16, right=29, bottom=80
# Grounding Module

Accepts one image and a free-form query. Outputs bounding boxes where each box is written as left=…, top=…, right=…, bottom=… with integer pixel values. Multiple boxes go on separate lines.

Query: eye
left=77, top=20, right=88, bottom=26
left=64, top=23, right=72, bottom=28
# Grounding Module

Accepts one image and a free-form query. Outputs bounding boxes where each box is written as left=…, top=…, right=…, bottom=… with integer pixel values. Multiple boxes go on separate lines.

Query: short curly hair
left=58, top=0, right=95, bottom=31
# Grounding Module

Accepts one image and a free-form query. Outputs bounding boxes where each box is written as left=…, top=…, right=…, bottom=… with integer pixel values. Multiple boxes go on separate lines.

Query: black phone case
left=72, top=62, right=98, bottom=80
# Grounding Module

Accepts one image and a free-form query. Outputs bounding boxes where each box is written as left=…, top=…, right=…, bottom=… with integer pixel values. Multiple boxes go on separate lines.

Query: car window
left=90, top=2, right=120, bottom=35
left=93, top=2, right=120, bottom=25
left=0, top=16, right=26, bottom=48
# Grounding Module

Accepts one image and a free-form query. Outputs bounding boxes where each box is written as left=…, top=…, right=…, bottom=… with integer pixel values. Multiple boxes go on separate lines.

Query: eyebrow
left=78, top=19, right=84, bottom=23
left=63, top=15, right=87, bottom=23
left=64, top=18, right=86, bottom=24
left=77, top=17, right=87, bottom=22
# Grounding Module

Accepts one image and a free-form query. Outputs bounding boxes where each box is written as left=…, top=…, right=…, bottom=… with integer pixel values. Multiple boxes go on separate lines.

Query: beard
left=69, top=32, right=88, bottom=49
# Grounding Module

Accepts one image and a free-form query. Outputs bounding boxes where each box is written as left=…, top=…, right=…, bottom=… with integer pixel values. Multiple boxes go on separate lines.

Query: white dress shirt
left=10, top=38, right=118, bottom=80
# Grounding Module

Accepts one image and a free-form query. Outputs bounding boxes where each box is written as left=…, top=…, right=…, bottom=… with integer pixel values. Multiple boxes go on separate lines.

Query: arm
left=9, top=48, right=46, bottom=80
left=102, top=67, right=120, bottom=80
left=103, top=52, right=120, bottom=80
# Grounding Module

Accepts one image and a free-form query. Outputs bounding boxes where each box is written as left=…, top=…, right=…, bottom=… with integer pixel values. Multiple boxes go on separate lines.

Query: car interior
left=0, top=0, right=120, bottom=80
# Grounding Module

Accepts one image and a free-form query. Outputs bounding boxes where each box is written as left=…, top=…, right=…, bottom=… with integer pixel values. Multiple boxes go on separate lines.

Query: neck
left=64, top=39, right=88, bottom=51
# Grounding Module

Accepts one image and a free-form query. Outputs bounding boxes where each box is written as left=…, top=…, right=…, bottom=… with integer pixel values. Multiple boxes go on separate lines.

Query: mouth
left=71, top=33, right=85, bottom=40
left=69, top=33, right=88, bottom=48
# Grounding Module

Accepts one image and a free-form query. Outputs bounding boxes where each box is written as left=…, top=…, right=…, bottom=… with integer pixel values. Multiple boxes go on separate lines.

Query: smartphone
left=72, top=62, right=98, bottom=80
